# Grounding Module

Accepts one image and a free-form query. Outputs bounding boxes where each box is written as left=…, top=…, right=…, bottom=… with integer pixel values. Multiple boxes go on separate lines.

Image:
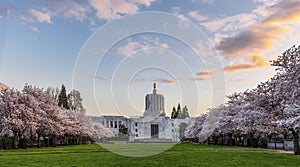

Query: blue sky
left=1, top=0, right=300, bottom=117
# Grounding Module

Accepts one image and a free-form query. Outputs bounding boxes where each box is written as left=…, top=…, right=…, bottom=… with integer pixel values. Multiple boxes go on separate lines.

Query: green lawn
left=0, top=144, right=299, bottom=167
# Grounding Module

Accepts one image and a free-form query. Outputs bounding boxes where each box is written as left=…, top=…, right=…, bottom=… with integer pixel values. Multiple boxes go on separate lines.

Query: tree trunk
left=52, top=135, right=56, bottom=147
left=66, top=135, right=69, bottom=145
left=37, top=134, right=41, bottom=147
left=30, top=128, right=34, bottom=147
left=18, top=133, right=24, bottom=149
left=243, top=136, right=248, bottom=147
left=45, top=136, right=49, bottom=146
left=75, top=135, right=79, bottom=144
left=13, top=132, right=18, bottom=149
left=292, top=131, right=300, bottom=155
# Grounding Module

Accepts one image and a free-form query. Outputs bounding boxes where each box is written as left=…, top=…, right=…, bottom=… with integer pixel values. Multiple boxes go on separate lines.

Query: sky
left=1, top=0, right=300, bottom=117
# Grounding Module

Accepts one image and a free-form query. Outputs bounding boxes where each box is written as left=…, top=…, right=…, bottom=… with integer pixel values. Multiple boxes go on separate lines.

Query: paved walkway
left=276, top=149, right=294, bottom=154
left=256, top=148, right=294, bottom=154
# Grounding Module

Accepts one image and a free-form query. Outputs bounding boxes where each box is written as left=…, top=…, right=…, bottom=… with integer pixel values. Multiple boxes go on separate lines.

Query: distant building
left=89, top=115, right=130, bottom=135
left=90, top=83, right=195, bottom=142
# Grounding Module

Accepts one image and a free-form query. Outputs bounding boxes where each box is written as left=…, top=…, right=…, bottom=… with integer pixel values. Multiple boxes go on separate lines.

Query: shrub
left=19, top=138, right=26, bottom=149
left=258, top=137, right=269, bottom=148
left=2, top=135, right=13, bottom=150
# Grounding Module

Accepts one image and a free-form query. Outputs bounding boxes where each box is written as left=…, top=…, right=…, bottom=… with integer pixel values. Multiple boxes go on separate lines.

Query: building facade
left=90, top=83, right=195, bottom=142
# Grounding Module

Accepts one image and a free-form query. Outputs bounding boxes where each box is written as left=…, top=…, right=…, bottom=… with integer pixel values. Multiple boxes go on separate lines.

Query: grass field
left=0, top=144, right=299, bottom=167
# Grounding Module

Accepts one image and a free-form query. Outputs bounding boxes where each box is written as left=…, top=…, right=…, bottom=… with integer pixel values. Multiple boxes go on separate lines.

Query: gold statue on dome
left=153, top=82, right=156, bottom=90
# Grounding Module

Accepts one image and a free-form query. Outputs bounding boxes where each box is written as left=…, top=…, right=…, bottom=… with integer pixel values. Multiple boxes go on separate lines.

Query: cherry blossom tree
left=59, top=109, right=82, bottom=144
left=91, top=123, right=114, bottom=142
left=23, top=84, right=64, bottom=147
left=0, top=88, right=40, bottom=148
left=187, top=45, right=300, bottom=154
left=271, top=45, right=300, bottom=154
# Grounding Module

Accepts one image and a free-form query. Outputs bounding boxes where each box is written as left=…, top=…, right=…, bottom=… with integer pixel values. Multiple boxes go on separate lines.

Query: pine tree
left=58, top=84, right=69, bottom=109
left=182, top=105, right=190, bottom=119
left=119, top=124, right=128, bottom=136
left=171, top=106, right=177, bottom=119
left=177, top=103, right=182, bottom=119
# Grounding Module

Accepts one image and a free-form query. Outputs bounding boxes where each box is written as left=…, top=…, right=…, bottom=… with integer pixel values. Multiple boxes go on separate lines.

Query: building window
left=135, top=129, right=138, bottom=132
left=135, top=123, right=138, bottom=127
left=106, top=121, right=109, bottom=128
left=110, top=120, right=113, bottom=128
left=114, top=121, right=117, bottom=128
left=102, top=121, right=104, bottom=126
left=119, top=121, right=122, bottom=126
left=172, top=129, right=174, bottom=132
left=136, top=134, right=138, bottom=137
left=171, top=123, right=174, bottom=127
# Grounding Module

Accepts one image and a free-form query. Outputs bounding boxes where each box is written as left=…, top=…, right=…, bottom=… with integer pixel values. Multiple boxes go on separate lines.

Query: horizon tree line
left=171, top=103, right=190, bottom=119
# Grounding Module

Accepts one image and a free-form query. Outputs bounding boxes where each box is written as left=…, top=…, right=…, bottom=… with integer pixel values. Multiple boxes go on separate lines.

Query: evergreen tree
left=182, top=105, right=190, bottom=119
left=58, top=84, right=69, bottom=109
left=177, top=103, right=182, bottom=119
left=171, top=103, right=190, bottom=119
left=119, top=124, right=128, bottom=136
left=171, top=106, right=177, bottom=119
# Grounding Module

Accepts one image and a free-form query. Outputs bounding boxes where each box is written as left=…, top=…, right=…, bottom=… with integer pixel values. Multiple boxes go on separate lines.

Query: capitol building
left=90, top=83, right=195, bottom=142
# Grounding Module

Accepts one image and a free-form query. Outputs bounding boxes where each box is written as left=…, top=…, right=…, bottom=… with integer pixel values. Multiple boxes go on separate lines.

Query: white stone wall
left=89, top=116, right=129, bottom=136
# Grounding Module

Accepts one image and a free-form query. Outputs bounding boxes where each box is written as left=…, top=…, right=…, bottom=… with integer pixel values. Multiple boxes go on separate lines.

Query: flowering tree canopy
left=0, top=83, right=113, bottom=149
left=187, top=45, right=300, bottom=154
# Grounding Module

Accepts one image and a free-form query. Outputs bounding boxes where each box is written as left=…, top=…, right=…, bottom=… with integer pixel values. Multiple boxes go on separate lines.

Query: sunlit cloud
left=117, top=37, right=169, bottom=57
left=229, top=78, right=250, bottom=83
left=177, top=14, right=191, bottom=28
left=263, top=0, right=300, bottom=24
left=18, top=0, right=154, bottom=25
left=21, top=1, right=90, bottom=24
left=217, top=24, right=290, bottom=58
left=117, top=40, right=148, bottom=57
left=159, top=78, right=176, bottom=84
left=201, top=13, right=256, bottom=33
left=89, top=0, right=154, bottom=20
left=45, top=0, right=89, bottom=21
left=98, top=76, right=111, bottom=82
left=217, top=0, right=300, bottom=73
left=188, top=11, right=207, bottom=23
left=193, top=40, right=217, bottom=59
left=22, top=9, right=53, bottom=24
left=159, top=43, right=169, bottom=49
left=223, top=55, right=270, bottom=73
left=195, top=70, right=215, bottom=78
left=253, top=0, right=277, bottom=18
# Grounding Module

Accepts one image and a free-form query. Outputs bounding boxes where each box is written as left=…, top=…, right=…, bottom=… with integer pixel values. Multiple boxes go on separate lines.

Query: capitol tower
left=143, top=83, right=166, bottom=117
